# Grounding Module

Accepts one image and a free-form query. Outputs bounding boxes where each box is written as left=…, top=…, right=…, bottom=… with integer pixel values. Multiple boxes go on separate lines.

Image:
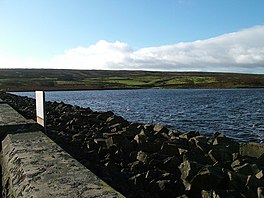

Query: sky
left=0, top=0, right=264, bottom=73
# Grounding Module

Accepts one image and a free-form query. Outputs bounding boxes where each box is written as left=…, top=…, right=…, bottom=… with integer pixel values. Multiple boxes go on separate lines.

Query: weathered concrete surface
left=0, top=103, right=35, bottom=126
left=0, top=103, right=40, bottom=136
left=240, top=142, right=264, bottom=158
left=1, top=131, right=124, bottom=198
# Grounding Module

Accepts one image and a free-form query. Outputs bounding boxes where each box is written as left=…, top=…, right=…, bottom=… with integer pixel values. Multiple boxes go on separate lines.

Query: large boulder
left=160, top=142, right=180, bottom=156
left=190, top=166, right=226, bottom=193
left=179, top=160, right=203, bottom=182
left=240, top=143, right=264, bottom=158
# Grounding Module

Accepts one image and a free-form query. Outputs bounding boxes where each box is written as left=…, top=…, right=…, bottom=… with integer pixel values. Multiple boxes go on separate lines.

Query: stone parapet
left=0, top=102, right=124, bottom=197
left=0, top=103, right=40, bottom=140
left=1, top=131, right=123, bottom=197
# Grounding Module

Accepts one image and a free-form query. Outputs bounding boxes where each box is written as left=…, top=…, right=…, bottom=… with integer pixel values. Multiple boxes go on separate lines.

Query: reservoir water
left=14, top=89, right=264, bottom=143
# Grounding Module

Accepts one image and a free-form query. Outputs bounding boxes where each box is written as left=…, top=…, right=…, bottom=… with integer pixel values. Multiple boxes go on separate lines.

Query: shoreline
left=8, top=86, right=264, bottom=93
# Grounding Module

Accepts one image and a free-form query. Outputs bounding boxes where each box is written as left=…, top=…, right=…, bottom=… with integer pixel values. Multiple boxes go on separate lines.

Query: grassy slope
left=1, top=69, right=264, bottom=91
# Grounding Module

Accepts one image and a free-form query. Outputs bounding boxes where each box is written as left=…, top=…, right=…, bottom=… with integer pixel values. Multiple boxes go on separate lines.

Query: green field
left=0, top=69, right=264, bottom=91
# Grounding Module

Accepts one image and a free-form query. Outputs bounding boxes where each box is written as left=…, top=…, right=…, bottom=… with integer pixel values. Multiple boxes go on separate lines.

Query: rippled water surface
left=15, top=89, right=264, bottom=142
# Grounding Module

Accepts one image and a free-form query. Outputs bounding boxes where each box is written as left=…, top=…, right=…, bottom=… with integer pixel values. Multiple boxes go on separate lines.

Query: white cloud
left=1, top=25, right=264, bottom=73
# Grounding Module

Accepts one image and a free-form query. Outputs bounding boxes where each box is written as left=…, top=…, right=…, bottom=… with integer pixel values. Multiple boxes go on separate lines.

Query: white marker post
left=36, top=91, right=46, bottom=131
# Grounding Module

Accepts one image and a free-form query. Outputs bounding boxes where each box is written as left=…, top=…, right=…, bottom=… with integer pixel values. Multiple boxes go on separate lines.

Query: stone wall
left=0, top=100, right=123, bottom=197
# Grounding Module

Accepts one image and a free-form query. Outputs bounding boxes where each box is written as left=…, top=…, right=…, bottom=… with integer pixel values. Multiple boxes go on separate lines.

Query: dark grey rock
left=233, top=163, right=259, bottom=175
left=129, top=173, right=146, bottom=186
left=184, top=147, right=214, bottom=165
left=190, top=166, right=225, bottom=193
left=96, top=111, right=114, bottom=121
left=255, top=170, right=264, bottom=179
left=179, top=131, right=200, bottom=139
left=213, top=136, right=239, bottom=153
left=227, top=171, right=248, bottom=191
left=134, top=134, right=147, bottom=144
left=94, top=138, right=107, bottom=148
left=139, top=142, right=161, bottom=153
left=208, top=147, right=233, bottom=164
left=106, top=134, right=125, bottom=148
left=160, top=142, right=180, bottom=156
left=257, top=187, right=264, bottom=198
left=106, top=115, right=129, bottom=126
left=153, top=124, right=169, bottom=134
left=128, top=161, right=145, bottom=173
left=240, top=143, right=264, bottom=158
left=257, top=153, right=264, bottom=166
left=201, top=189, right=242, bottom=198
left=179, top=160, right=203, bottom=182
left=145, top=169, right=163, bottom=181
left=137, top=151, right=149, bottom=164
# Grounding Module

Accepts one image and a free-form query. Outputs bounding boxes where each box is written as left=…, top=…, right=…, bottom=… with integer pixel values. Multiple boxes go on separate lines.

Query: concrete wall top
left=1, top=131, right=124, bottom=198
left=0, top=101, right=124, bottom=197
left=0, top=103, right=40, bottom=136
left=0, top=103, right=35, bottom=127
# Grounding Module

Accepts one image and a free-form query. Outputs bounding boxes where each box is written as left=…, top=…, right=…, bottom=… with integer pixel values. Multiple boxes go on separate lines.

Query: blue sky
left=0, top=0, right=264, bottom=73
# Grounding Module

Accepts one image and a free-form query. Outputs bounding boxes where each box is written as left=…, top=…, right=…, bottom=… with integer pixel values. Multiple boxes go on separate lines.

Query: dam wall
left=1, top=92, right=264, bottom=197
left=0, top=99, right=123, bottom=197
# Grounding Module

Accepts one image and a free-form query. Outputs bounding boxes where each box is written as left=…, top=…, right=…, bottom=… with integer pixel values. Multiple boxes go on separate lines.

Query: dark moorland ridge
left=1, top=91, right=264, bottom=197
left=1, top=69, right=264, bottom=91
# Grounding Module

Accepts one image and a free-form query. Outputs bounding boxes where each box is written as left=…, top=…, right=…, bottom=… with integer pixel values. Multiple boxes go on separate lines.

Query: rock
left=201, top=189, right=242, bottom=198
left=190, top=166, right=225, bottom=193
left=129, top=161, right=145, bottom=173
left=123, top=123, right=143, bottom=138
left=145, top=169, right=163, bottom=181
left=231, top=159, right=242, bottom=169
left=246, top=175, right=264, bottom=189
left=96, top=111, right=114, bottom=121
left=240, top=143, right=264, bottom=158
left=189, top=136, right=211, bottom=153
left=168, top=130, right=181, bottom=138
left=104, top=161, right=122, bottom=172
left=106, top=115, right=129, bottom=126
left=106, top=134, right=125, bottom=148
left=208, top=147, right=233, bottom=164
left=137, top=151, right=149, bottom=164
left=184, top=147, right=213, bottom=165
left=153, top=124, right=169, bottom=134
left=256, top=170, right=264, bottom=179
left=213, top=136, right=239, bottom=153
left=176, top=195, right=188, bottom=198
left=152, top=179, right=185, bottom=197
left=147, top=153, right=166, bottom=167
left=139, top=142, right=161, bottom=153
left=179, top=131, right=200, bottom=139
left=160, top=142, right=180, bottom=156
left=129, top=173, right=146, bottom=186
left=233, top=163, right=260, bottom=175
left=158, top=156, right=181, bottom=175
left=227, top=171, right=248, bottom=191
left=172, top=137, right=189, bottom=150
left=93, top=138, right=107, bottom=148
left=134, top=134, right=147, bottom=144
left=257, top=153, right=264, bottom=166
left=257, top=187, right=264, bottom=198
left=71, top=133, right=85, bottom=143
left=179, top=160, right=203, bottom=182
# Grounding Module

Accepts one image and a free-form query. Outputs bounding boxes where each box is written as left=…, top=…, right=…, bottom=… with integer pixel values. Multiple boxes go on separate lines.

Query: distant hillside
left=1, top=69, right=264, bottom=91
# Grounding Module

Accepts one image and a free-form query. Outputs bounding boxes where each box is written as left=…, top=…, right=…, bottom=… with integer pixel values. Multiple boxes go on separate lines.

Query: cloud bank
left=1, top=25, right=264, bottom=73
